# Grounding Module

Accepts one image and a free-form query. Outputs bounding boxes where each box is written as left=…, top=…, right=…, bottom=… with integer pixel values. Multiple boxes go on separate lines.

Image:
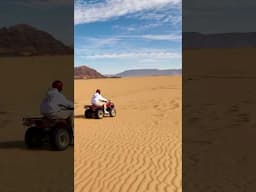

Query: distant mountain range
left=74, top=66, right=181, bottom=79
left=74, top=66, right=105, bottom=79
left=0, top=24, right=73, bottom=56
left=74, top=65, right=182, bottom=79
left=115, top=69, right=181, bottom=77
left=183, top=32, right=256, bottom=48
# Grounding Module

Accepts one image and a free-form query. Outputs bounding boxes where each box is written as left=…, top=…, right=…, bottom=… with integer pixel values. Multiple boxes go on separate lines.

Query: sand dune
left=75, top=76, right=181, bottom=192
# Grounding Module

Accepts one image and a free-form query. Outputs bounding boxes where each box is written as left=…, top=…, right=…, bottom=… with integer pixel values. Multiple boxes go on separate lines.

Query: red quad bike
left=84, top=101, right=116, bottom=119
left=23, top=106, right=74, bottom=151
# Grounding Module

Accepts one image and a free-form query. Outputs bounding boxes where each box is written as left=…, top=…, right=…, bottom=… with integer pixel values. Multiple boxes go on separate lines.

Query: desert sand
left=183, top=48, right=256, bottom=191
left=0, top=56, right=73, bottom=192
left=75, top=76, right=181, bottom=192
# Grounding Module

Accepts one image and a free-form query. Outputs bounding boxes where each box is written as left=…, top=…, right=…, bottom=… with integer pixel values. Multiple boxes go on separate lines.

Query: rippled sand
left=75, top=76, right=181, bottom=192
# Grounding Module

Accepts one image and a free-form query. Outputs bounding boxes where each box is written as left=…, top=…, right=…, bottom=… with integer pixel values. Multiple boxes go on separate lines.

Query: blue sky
left=75, top=0, right=181, bottom=74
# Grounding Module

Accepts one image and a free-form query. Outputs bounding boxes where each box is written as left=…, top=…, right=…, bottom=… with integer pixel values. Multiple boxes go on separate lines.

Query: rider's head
left=52, top=80, right=63, bottom=92
left=96, top=89, right=101, bottom=94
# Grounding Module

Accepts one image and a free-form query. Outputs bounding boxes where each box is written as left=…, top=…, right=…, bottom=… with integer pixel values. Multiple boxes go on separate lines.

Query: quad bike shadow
left=84, top=101, right=116, bottom=119
left=23, top=107, right=74, bottom=151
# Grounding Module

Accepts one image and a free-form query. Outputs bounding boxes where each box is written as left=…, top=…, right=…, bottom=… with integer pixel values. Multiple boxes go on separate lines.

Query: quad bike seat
left=23, top=116, right=69, bottom=128
left=84, top=104, right=104, bottom=110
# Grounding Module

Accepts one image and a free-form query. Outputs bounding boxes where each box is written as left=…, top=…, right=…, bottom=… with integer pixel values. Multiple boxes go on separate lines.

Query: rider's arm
left=58, top=93, right=74, bottom=108
left=99, top=95, right=108, bottom=102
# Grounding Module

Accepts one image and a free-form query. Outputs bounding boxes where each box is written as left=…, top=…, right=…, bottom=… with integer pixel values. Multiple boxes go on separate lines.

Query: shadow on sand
left=74, top=115, right=113, bottom=119
left=0, top=140, right=26, bottom=149
left=74, top=115, right=85, bottom=119
left=0, top=140, right=74, bottom=151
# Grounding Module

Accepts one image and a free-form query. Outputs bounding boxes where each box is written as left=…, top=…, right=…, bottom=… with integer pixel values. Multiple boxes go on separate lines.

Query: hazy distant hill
left=115, top=69, right=181, bottom=77
left=74, top=66, right=105, bottom=79
left=0, top=24, right=73, bottom=56
left=183, top=32, right=256, bottom=48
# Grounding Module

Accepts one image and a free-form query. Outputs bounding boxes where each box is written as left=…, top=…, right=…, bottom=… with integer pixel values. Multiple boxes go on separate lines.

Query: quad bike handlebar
left=58, top=104, right=74, bottom=110
left=99, top=99, right=109, bottom=103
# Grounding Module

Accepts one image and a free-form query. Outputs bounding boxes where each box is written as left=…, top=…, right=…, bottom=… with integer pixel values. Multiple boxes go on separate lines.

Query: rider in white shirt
left=91, top=89, right=109, bottom=113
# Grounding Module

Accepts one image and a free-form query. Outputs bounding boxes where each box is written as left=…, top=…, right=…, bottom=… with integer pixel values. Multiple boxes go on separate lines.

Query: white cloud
left=131, top=6, right=180, bottom=22
left=75, top=0, right=181, bottom=24
left=83, top=37, right=122, bottom=48
left=77, top=34, right=181, bottom=48
left=141, top=34, right=181, bottom=41
left=138, top=58, right=162, bottom=63
left=113, top=23, right=164, bottom=32
left=84, top=50, right=181, bottom=59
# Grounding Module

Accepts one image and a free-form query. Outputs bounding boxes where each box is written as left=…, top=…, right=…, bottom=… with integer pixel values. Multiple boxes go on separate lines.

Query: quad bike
left=84, top=101, right=116, bottom=119
left=23, top=106, right=74, bottom=151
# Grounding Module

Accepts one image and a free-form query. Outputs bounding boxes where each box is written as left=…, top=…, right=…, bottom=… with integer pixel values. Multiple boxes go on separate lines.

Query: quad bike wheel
left=84, top=109, right=92, bottom=118
left=25, top=127, right=42, bottom=148
left=96, top=109, right=104, bottom=119
left=109, top=108, right=116, bottom=117
left=50, top=128, right=70, bottom=151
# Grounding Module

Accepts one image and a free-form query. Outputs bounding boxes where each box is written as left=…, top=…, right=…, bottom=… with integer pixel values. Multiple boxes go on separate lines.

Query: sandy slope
left=0, top=56, right=73, bottom=192
left=75, top=76, right=181, bottom=192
